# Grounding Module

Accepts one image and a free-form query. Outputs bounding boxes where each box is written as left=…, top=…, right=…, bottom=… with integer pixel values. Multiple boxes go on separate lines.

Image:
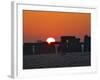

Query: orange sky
left=23, top=10, right=91, bottom=43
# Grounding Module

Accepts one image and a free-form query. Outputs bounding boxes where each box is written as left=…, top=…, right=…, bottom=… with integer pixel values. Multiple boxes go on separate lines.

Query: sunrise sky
left=23, top=10, right=91, bottom=43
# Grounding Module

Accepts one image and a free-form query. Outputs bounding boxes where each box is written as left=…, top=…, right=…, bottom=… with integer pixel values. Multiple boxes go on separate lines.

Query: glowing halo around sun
left=46, top=37, right=55, bottom=44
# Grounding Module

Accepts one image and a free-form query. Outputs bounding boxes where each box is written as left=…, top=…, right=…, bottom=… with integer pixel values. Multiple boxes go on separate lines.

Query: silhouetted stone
left=34, top=42, right=55, bottom=54
left=23, top=35, right=91, bottom=55
left=84, top=35, right=91, bottom=52
left=61, top=36, right=81, bottom=52
left=23, top=43, right=33, bottom=55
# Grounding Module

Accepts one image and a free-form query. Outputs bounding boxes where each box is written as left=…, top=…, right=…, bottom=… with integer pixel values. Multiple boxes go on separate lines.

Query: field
left=23, top=52, right=90, bottom=69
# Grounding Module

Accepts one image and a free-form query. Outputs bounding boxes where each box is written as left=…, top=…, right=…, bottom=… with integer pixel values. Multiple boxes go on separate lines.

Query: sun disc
left=46, top=37, right=55, bottom=44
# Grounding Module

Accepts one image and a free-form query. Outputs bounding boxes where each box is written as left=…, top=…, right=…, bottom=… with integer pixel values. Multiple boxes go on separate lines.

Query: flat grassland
left=23, top=52, right=90, bottom=69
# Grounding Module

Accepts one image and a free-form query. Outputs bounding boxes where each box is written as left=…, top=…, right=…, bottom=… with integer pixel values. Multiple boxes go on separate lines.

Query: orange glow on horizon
left=23, top=10, right=91, bottom=43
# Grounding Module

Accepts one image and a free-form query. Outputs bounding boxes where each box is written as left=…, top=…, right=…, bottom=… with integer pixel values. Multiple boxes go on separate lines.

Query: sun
left=46, top=37, right=55, bottom=44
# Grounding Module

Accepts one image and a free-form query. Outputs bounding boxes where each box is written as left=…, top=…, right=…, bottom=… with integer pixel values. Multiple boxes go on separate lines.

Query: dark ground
left=23, top=52, right=90, bottom=69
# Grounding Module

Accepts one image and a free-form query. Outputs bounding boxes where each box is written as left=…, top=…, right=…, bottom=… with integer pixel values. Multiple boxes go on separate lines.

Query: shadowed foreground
left=23, top=52, right=90, bottom=69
